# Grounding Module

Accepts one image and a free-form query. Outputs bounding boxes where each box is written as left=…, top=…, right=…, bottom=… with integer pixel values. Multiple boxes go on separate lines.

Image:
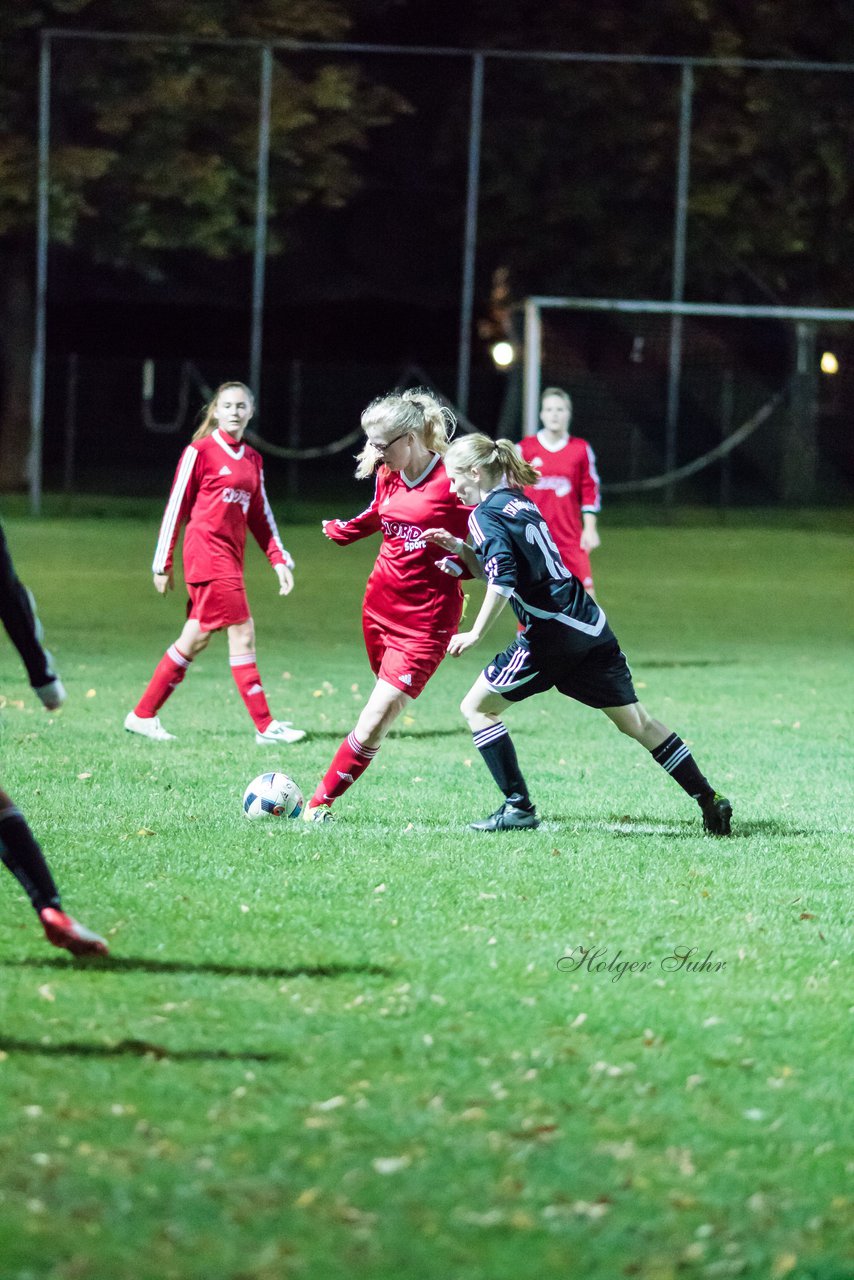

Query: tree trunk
left=0, top=245, right=35, bottom=492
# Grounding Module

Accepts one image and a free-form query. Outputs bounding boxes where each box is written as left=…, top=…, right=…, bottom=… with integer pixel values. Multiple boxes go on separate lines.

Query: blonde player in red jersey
left=518, top=387, right=602, bottom=597
left=302, top=388, right=472, bottom=822
left=125, top=381, right=305, bottom=746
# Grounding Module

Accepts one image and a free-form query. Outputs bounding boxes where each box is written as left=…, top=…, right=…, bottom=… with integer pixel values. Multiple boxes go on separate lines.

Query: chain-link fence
left=24, top=30, right=854, bottom=508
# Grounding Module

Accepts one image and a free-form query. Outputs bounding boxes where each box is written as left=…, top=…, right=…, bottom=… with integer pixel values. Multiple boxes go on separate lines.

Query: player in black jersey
left=425, top=435, right=732, bottom=835
left=1, top=520, right=108, bottom=955
left=0, top=519, right=66, bottom=711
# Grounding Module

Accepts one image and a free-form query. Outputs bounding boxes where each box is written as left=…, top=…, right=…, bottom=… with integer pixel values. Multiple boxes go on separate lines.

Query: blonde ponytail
left=445, top=434, right=539, bottom=489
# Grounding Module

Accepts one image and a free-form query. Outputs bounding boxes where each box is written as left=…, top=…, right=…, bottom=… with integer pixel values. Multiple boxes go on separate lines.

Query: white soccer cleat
left=255, top=719, right=306, bottom=745
left=124, top=710, right=176, bottom=741
left=302, top=803, right=334, bottom=824
left=35, top=678, right=67, bottom=711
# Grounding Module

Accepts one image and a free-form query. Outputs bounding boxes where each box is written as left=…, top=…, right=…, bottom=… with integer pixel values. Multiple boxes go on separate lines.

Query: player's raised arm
left=322, top=472, right=384, bottom=545
left=423, top=528, right=483, bottom=579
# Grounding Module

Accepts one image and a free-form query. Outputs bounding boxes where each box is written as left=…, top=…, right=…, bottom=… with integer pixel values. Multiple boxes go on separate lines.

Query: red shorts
left=187, top=578, right=250, bottom=632
left=562, top=548, right=594, bottom=593
left=362, top=613, right=448, bottom=699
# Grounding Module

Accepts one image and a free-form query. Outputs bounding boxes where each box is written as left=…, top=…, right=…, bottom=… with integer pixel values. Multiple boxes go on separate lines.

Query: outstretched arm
left=446, top=585, right=508, bottom=657
left=423, top=528, right=484, bottom=579
left=322, top=475, right=383, bottom=545
left=321, top=509, right=382, bottom=544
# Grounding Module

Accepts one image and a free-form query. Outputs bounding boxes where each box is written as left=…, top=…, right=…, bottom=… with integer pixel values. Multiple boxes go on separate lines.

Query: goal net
left=521, top=296, right=854, bottom=502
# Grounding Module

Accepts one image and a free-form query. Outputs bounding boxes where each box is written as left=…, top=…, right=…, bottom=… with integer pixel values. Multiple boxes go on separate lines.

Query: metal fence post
left=664, top=61, right=693, bottom=507
left=30, top=33, right=52, bottom=516
left=781, top=322, right=818, bottom=502
left=522, top=299, right=541, bottom=436
left=456, top=52, right=484, bottom=416
left=250, top=45, right=273, bottom=409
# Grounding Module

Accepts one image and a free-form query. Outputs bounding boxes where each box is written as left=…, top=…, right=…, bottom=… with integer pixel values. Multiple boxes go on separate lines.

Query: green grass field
left=1, top=508, right=852, bottom=1280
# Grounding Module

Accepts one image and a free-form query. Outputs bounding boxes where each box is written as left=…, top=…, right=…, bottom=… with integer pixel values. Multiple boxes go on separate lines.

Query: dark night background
left=3, top=0, right=853, bottom=502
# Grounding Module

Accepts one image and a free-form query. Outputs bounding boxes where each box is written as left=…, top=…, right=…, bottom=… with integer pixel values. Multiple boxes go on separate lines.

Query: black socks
left=650, top=733, right=714, bottom=802
left=472, top=723, right=533, bottom=810
left=0, top=807, right=61, bottom=914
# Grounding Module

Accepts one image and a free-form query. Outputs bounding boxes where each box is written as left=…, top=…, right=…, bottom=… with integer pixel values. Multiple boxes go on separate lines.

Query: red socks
left=135, top=644, right=191, bottom=718
left=230, top=652, right=272, bottom=731
left=311, top=732, right=379, bottom=807
left=136, top=645, right=274, bottom=732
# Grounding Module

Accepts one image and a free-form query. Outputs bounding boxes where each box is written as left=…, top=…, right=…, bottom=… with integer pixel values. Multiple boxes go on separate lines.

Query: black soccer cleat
left=469, top=801, right=540, bottom=832
left=700, top=792, right=733, bottom=836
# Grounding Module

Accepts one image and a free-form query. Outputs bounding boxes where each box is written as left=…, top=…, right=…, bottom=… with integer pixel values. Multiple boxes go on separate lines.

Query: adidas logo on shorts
left=400, top=673, right=413, bottom=686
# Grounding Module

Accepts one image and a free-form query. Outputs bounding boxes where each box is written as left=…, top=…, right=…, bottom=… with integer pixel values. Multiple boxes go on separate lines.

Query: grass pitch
left=0, top=507, right=852, bottom=1280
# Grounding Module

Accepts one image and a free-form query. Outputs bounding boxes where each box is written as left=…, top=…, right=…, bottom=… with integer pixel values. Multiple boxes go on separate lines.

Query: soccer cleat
left=39, top=907, right=109, bottom=958
left=700, top=792, right=733, bottom=836
left=256, top=719, right=306, bottom=745
left=124, top=710, right=176, bottom=741
left=35, top=677, right=67, bottom=711
left=469, top=801, right=540, bottom=832
left=302, top=803, right=334, bottom=824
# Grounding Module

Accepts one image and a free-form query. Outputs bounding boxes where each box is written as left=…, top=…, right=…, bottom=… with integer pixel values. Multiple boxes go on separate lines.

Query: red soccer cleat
left=39, top=908, right=109, bottom=957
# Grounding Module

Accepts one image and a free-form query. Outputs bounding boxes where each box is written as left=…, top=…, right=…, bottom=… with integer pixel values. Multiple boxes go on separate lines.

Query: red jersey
left=518, top=432, right=601, bottom=571
left=152, top=429, right=292, bottom=583
left=324, top=454, right=472, bottom=639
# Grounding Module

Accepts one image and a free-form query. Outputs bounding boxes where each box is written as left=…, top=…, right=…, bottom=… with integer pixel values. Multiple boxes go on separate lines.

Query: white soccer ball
left=242, top=771, right=304, bottom=820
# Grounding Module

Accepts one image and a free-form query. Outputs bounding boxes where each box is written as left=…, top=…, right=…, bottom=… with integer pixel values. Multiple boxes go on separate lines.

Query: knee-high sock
left=135, top=644, right=191, bottom=718
left=311, top=732, right=379, bottom=807
left=0, top=524, right=55, bottom=688
left=0, top=805, right=61, bottom=914
left=472, top=722, right=532, bottom=808
left=230, top=652, right=272, bottom=731
left=650, top=732, right=714, bottom=801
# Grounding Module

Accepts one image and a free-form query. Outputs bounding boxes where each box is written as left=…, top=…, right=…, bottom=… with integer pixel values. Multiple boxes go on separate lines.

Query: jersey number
left=525, top=521, right=572, bottom=579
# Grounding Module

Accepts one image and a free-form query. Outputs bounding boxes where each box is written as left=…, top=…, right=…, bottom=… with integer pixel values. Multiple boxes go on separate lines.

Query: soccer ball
left=242, top=771, right=304, bottom=820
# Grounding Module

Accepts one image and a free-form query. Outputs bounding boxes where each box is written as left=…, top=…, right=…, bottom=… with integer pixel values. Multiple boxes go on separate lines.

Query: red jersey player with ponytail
left=125, top=381, right=305, bottom=745
left=302, top=388, right=472, bottom=822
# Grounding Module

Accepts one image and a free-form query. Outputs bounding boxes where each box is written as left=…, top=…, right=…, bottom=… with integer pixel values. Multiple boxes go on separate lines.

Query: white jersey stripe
left=585, top=444, right=602, bottom=513
left=469, top=513, right=485, bottom=546
left=153, top=446, right=197, bottom=573
left=258, top=473, right=293, bottom=568
left=514, top=593, right=608, bottom=637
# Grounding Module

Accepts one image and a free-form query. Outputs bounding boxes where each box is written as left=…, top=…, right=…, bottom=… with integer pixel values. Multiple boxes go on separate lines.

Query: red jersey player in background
left=125, top=381, right=305, bottom=745
left=518, top=386, right=602, bottom=597
left=302, top=388, right=472, bottom=822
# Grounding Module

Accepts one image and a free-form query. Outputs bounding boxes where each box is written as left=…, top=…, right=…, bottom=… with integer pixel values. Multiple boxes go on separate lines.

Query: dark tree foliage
left=0, top=0, right=404, bottom=486
left=365, top=0, right=854, bottom=306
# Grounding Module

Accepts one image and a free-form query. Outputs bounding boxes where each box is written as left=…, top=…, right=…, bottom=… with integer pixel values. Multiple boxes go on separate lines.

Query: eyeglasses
left=370, top=430, right=409, bottom=454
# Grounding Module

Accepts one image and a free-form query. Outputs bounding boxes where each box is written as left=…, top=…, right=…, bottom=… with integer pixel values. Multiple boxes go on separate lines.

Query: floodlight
left=491, top=341, right=515, bottom=368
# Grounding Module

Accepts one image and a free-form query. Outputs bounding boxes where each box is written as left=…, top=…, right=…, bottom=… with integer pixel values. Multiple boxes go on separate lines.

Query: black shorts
left=484, top=635, right=637, bottom=709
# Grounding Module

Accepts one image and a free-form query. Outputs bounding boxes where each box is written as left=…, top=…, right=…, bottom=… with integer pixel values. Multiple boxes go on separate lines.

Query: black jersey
left=468, top=486, right=610, bottom=650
